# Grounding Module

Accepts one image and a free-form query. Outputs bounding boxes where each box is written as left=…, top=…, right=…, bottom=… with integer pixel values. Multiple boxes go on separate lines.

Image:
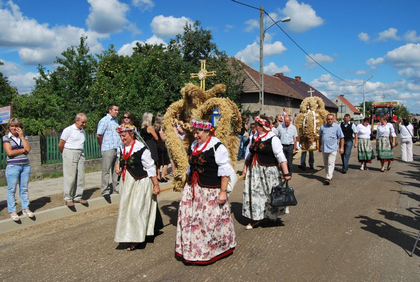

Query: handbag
left=389, top=127, right=398, bottom=148
left=404, top=125, right=417, bottom=144
left=227, top=166, right=237, bottom=193
left=271, top=180, right=297, bottom=207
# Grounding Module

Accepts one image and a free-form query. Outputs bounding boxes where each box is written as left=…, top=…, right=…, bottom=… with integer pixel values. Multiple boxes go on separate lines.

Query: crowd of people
left=1, top=104, right=417, bottom=265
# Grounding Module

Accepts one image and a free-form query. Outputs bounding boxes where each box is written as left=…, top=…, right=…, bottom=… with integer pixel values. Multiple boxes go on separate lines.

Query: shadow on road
left=356, top=214, right=419, bottom=256
left=160, top=200, right=179, bottom=227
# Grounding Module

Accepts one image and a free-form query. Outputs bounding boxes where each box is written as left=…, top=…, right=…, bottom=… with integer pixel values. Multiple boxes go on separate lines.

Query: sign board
left=0, top=105, right=12, bottom=124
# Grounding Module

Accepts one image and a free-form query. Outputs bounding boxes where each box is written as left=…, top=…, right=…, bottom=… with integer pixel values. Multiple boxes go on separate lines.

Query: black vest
left=121, top=147, right=148, bottom=180
left=340, top=122, right=354, bottom=141
left=187, top=142, right=222, bottom=188
left=249, top=136, right=278, bottom=166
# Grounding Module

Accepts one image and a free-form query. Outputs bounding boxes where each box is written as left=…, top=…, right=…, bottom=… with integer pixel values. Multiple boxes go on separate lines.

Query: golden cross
left=190, top=60, right=217, bottom=90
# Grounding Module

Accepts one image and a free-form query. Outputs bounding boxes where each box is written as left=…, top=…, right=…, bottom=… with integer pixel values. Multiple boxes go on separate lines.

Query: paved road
left=1, top=144, right=419, bottom=281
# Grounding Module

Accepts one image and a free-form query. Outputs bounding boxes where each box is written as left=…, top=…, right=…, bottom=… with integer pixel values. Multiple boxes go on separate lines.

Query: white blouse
left=244, top=131, right=287, bottom=163
left=117, top=140, right=156, bottom=177
left=187, top=137, right=234, bottom=177
left=376, top=123, right=397, bottom=139
left=356, top=124, right=372, bottom=139
left=399, top=124, right=414, bottom=139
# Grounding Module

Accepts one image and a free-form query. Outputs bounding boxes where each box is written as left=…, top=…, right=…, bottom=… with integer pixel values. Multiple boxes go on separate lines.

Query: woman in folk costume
left=114, top=124, right=163, bottom=251
left=242, top=116, right=291, bottom=230
left=356, top=117, right=376, bottom=170
left=175, top=119, right=236, bottom=265
left=376, top=116, right=397, bottom=172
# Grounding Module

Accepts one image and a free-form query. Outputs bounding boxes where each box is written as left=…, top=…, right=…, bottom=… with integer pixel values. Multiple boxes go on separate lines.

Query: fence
left=41, top=133, right=101, bottom=164
left=0, top=133, right=101, bottom=169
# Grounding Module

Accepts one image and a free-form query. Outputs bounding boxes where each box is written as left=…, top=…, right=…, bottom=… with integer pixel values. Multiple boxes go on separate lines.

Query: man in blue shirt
left=277, top=116, right=298, bottom=176
left=340, top=114, right=358, bottom=174
left=319, top=114, right=344, bottom=185
left=97, top=104, right=120, bottom=201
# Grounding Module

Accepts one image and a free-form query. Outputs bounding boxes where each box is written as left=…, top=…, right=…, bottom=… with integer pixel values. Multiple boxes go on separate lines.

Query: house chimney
left=274, top=73, right=284, bottom=78
left=295, top=76, right=301, bottom=82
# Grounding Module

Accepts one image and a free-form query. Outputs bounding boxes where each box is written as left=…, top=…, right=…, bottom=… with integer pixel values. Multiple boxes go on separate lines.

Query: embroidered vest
left=187, top=142, right=221, bottom=188
left=249, top=136, right=278, bottom=166
left=123, top=147, right=148, bottom=180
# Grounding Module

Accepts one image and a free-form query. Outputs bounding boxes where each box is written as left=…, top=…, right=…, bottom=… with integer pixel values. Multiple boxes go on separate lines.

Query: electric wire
left=231, top=0, right=365, bottom=86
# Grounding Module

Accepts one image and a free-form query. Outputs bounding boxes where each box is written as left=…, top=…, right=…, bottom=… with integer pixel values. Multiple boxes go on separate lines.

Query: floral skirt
left=242, top=163, right=283, bottom=221
left=175, top=183, right=236, bottom=265
left=358, top=138, right=376, bottom=162
left=376, top=137, right=394, bottom=161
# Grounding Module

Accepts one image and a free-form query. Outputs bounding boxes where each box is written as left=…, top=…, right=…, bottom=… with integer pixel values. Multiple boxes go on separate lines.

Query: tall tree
left=0, top=61, right=18, bottom=108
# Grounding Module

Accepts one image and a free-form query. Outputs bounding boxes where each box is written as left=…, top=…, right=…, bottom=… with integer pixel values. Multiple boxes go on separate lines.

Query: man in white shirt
left=59, top=113, right=88, bottom=207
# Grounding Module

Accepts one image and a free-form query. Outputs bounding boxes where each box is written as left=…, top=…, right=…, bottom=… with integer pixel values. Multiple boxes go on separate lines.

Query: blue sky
left=1, top=0, right=420, bottom=114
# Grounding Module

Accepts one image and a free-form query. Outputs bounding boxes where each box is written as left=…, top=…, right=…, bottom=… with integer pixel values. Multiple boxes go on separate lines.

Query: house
left=239, top=61, right=338, bottom=118
left=332, top=94, right=361, bottom=120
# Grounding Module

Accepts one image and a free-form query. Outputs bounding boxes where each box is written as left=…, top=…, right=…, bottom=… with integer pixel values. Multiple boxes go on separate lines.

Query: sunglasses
left=123, top=116, right=130, bottom=119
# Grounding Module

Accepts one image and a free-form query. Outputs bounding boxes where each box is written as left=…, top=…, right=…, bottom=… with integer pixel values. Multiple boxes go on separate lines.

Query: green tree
left=0, top=61, right=18, bottom=108
left=358, top=101, right=373, bottom=117
left=394, top=104, right=409, bottom=119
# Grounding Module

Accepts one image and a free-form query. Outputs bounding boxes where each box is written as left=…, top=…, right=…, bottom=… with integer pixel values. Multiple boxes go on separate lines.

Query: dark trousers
left=341, top=139, right=353, bottom=172
left=282, top=144, right=294, bottom=175
left=300, top=151, right=314, bottom=168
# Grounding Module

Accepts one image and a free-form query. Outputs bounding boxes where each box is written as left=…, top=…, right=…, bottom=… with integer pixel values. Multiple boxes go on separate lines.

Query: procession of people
left=2, top=101, right=417, bottom=266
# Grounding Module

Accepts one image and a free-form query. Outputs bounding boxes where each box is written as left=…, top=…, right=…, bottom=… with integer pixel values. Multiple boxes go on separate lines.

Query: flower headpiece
left=254, top=116, right=271, bottom=130
left=116, top=124, right=136, bottom=133
left=191, top=119, right=213, bottom=131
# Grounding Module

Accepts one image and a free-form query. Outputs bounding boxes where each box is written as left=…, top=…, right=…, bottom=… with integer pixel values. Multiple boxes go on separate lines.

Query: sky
left=1, top=0, right=420, bottom=114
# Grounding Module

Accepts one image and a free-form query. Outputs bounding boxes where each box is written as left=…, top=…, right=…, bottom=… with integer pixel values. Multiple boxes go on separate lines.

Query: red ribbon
left=122, top=140, right=135, bottom=182
left=251, top=132, right=269, bottom=167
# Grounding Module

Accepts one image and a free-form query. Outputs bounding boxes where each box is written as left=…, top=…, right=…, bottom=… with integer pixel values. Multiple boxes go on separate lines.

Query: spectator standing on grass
left=3, top=118, right=34, bottom=221
left=97, top=104, right=120, bottom=202
left=58, top=113, right=88, bottom=207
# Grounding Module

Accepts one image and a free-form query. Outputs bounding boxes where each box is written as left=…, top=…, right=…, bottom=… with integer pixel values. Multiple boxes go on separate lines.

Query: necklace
left=192, top=136, right=212, bottom=156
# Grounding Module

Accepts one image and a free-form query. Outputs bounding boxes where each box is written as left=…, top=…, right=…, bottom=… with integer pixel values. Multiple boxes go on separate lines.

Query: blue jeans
left=300, top=151, right=314, bottom=168
left=341, top=140, right=353, bottom=172
left=6, top=164, right=31, bottom=213
left=237, top=135, right=247, bottom=159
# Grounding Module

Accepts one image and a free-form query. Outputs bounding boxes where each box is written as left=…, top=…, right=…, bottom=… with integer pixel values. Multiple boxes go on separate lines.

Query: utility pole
left=363, top=76, right=373, bottom=118
left=259, top=6, right=264, bottom=114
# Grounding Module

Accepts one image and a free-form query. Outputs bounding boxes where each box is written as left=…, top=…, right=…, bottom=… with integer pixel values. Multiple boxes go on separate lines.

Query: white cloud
left=376, top=28, right=400, bottom=42
left=150, top=15, right=192, bottom=39
left=384, top=43, right=420, bottom=68
left=404, top=30, right=420, bottom=43
left=86, top=0, right=129, bottom=34
left=358, top=32, right=369, bottom=42
left=0, top=60, right=38, bottom=93
left=244, top=19, right=259, bottom=32
left=366, top=57, right=384, bottom=68
left=0, top=1, right=55, bottom=48
left=305, top=53, right=333, bottom=69
left=117, top=36, right=166, bottom=56
left=355, top=70, right=369, bottom=75
left=264, top=62, right=291, bottom=74
left=132, top=0, right=154, bottom=11
left=279, top=0, right=323, bottom=33
left=235, top=41, right=286, bottom=65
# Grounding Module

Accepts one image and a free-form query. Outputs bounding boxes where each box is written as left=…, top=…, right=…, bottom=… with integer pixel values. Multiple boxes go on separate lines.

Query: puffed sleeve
left=215, top=143, right=234, bottom=177
left=389, top=124, right=397, bottom=137
left=271, top=136, right=287, bottom=163
left=244, top=136, right=253, bottom=161
left=141, top=149, right=157, bottom=177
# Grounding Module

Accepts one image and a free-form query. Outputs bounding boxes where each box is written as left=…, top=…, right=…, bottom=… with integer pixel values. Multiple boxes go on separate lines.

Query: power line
left=231, top=0, right=363, bottom=86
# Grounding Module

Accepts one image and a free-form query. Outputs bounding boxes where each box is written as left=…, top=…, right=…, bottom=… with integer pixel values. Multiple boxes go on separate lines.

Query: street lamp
left=363, top=76, right=373, bottom=118
left=259, top=6, right=290, bottom=113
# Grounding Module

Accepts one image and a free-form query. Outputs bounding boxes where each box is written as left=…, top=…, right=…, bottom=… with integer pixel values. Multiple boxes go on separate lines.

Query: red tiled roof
left=274, top=73, right=338, bottom=109
left=240, top=62, right=304, bottom=100
left=335, top=95, right=361, bottom=114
